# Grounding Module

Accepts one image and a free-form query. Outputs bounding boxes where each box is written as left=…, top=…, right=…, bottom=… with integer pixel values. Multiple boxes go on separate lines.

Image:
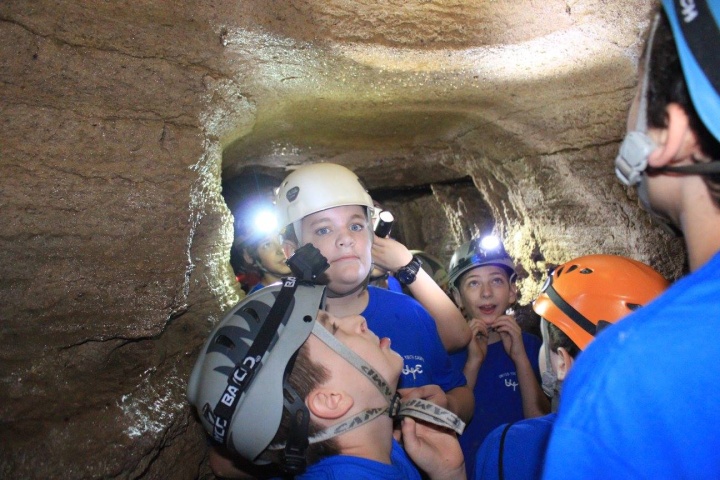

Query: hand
left=371, top=236, right=413, bottom=273
left=466, top=318, right=489, bottom=365
left=398, top=384, right=448, bottom=410
left=487, top=314, right=526, bottom=361
left=402, top=417, right=466, bottom=480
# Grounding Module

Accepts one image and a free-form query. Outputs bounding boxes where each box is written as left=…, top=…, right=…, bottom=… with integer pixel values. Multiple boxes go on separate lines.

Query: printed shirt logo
left=402, top=354, right=425, bottom=381
left=499, top=371, right=519, bottom=391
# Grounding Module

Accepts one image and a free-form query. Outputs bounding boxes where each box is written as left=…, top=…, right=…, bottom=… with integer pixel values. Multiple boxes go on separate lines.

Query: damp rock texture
left=0, top=1, right=685, bottom=479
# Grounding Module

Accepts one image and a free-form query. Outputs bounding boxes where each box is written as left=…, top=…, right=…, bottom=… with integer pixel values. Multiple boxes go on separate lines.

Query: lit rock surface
left=0, top=1, right=684, bottom=478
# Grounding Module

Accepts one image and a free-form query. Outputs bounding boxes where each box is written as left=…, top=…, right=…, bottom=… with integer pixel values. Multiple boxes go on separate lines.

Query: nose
left=480, top=283, right=492, bottom=298
left=336, top=229, right=356, bottom=248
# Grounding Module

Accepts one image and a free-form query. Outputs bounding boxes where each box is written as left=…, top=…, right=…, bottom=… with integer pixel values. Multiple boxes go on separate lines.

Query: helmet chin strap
left=540, top=319, right=562, bottom=413
left=268, top=322, right=465, bottom=453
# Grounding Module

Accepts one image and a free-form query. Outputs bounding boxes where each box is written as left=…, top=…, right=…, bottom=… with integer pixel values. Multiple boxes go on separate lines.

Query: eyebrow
left=306, top=213, right=366, bottom=228
left=316, top=310, right=330, bottom=326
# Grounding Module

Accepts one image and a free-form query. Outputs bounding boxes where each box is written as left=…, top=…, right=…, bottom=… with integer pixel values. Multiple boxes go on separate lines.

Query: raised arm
left=462, top=319, right=489, bottom=390
left=490, top=314, right=550, bottom=418
left=372, top=236, right=471, bottom=352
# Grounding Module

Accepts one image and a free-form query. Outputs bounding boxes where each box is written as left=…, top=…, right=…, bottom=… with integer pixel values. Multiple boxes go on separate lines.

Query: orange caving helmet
left=533, top=254, right=669, bottom=350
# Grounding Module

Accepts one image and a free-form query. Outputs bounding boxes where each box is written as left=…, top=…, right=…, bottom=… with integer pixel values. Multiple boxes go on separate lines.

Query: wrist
left=395, top=255, right=423, bottom=285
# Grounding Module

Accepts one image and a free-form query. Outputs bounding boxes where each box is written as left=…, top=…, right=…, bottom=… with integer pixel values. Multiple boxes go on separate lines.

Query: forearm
left=445, top=385, right=475, bottom=424
left=407, top=269, right=471, bottom=352
left=514, top=355, right=550, bottom=418
left=462, top=356, right=481, bottom=391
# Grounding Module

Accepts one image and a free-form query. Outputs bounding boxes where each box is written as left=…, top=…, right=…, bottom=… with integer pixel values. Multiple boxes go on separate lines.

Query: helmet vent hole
left=579, top=268, right=593, bottom=274
left=627, top=303, right=642, bottom=311
left=566, top=265, right=579, bottom=274
left=303, top=315, right=313, bottom=323
left=556, top=266, right=564, bottom=277
left=242, top=306, right=261, bottom=323
left=214, top=335, right=236, bottom=350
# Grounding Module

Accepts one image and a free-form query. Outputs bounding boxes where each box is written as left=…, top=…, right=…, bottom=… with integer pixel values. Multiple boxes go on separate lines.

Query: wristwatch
left=396, top=256, right=423, bottom=285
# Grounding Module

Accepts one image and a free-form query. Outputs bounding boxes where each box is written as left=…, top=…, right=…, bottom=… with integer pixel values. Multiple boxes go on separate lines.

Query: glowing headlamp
left=252, top=209, right=278, bottom=235
left=474, top=235, right=508, bottom=259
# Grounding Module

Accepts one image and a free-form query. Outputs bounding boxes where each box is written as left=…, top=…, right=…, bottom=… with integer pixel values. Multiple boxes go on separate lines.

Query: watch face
left=398, top=269, right=414, bottom=284
left=398, top=257, right=421, bottom=285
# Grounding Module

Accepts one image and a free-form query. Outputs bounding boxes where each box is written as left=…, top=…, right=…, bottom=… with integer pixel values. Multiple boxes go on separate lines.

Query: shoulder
left=367, top=286, right=430, bottom=316
left=521, top=331, right=542, bottom=347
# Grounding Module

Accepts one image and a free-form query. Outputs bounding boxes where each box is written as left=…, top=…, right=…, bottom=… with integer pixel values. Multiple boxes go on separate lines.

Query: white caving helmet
left=274, top=163, right=374, bottom=244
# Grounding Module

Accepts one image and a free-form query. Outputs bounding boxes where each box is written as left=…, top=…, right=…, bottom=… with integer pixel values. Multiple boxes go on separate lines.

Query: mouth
left=477, top=304, right=497, bottom=315
left=332, top=255, right=359, bottom=263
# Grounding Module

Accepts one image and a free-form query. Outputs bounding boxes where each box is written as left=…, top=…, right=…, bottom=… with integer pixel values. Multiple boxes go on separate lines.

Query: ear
left=242, top=249, right=256, bottom=266
left=451, top=288, right=465, bottom=310
left=508, top=282, right=518, bottom=305
left=554, top=347, right=575, bottom=381
left=647, top=103, right=699, bottom=168
left=282, top=239, right=297, bottom=260
left=306, top=388, right=354, bottom=420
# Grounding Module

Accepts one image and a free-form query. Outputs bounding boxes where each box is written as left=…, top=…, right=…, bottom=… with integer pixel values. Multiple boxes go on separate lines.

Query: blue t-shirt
left=387, top=275, right=403, bottom=293
left=297, top=439, right=421, bottom=479
left=473, top=413, right=557, bottom=480
left=543, top=252, right=720, bottom=479
left=363, top=286, right=467, bottom=391
left=451, top=332, right=542, bottom=477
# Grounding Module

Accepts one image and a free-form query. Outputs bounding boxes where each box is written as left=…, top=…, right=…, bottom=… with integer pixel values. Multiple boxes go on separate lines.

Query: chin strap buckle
left=388, top=392, right=403, bottom=418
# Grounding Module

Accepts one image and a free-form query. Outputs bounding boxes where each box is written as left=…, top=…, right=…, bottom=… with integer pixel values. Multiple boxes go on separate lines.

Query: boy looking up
left=188, top=275, right=466, bottom=478
left=447, top=236, right=549, bottom=476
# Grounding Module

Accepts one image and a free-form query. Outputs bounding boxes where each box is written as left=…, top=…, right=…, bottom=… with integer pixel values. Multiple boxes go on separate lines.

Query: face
left=454, top=265, right=516, bottom=325
left=312, top=311, right=403, bottom=392
left=254, top=236, right=291, bottom=276
left=299, top=205, right=372, bottom=294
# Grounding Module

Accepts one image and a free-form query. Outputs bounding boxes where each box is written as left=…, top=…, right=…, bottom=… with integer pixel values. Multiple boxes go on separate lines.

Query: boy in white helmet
left=543, top=1, right=720, bottom=477
left=275, top=163, right=474, bottom=424
left=188, top=260, right=466, bottom=478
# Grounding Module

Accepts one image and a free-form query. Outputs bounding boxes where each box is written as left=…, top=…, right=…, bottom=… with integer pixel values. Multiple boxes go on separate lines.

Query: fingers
left=399, top=385, right=448, bottom=408
left=371, top=236, right=412, bottom=271
left=489, top=315, right=521, bottom=335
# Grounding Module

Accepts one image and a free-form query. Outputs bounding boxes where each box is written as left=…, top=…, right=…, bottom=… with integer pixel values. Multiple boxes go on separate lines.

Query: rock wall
left=0, top=1, right=685, bottom=478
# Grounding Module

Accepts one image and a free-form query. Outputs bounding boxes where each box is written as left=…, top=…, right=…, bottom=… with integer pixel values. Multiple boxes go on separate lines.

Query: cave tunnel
left=0, top=1, right=689, bottom=478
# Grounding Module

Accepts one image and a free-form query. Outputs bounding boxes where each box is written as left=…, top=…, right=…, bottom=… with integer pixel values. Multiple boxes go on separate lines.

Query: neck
left=333, top=415, right=394, bottom=464
left=261, top=272, right=282, bottom=285
left=324, top=288, right=370, bottom=317
left=679, top=177, right=720, bottom=271
left=487, top=329, right=502, bottom=344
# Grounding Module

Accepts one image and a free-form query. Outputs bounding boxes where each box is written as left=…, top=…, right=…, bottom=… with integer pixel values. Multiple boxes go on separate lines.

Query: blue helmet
left=447, top=236, right=517, bottom=290
left=662, top=0, right=720, bottom=141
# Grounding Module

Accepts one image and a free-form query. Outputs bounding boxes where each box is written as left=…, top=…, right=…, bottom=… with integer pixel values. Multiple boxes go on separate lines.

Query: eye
left=491, top=277, right=505, bottom=286
left=349, top=223, right=364, bottom=232
left=315, top=226, right=331, bottom=236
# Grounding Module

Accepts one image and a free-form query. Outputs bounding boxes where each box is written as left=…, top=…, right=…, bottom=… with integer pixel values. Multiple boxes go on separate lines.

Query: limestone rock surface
left=0, top=1, right=685, bottom=478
